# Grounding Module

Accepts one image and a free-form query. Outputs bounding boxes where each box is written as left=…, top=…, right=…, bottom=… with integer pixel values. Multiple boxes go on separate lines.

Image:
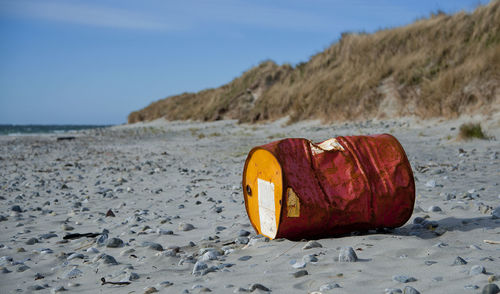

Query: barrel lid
left=243, top=148, right=283, bottom=239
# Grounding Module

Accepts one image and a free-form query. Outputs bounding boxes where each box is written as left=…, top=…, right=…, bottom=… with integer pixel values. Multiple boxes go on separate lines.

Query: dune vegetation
left=129, top=1, right=500, bottom=124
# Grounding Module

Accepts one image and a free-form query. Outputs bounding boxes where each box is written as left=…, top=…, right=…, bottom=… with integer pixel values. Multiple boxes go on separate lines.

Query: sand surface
left=1, top=117, right=499, bottom=294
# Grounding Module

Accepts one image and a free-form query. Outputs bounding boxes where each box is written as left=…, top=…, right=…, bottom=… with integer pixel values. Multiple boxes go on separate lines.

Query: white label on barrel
left=257, top=178, right=277, bottom=238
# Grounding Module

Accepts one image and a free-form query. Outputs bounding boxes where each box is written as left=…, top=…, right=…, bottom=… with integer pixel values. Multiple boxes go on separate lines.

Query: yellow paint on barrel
left=243, top=149, right=283, bottom=239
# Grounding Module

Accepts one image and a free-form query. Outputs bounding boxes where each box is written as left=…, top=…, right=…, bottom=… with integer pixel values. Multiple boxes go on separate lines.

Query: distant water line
left=0, top=124, right=110, bottom=136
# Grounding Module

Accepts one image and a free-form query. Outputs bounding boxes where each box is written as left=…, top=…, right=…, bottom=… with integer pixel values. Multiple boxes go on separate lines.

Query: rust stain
left=286, top=187, right=300, bottom=217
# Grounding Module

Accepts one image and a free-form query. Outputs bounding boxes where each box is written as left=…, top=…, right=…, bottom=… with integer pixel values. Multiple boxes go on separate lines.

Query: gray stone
left=492, top=207, right=500, bottom=219
left=453, top=256, right=467, bottom=265
left=249, top=283, right=270, bottom=292
left=393, top=275, right=417, bottom=283
left=302, top=241, right=322, bottom=250
left=67, top=253, right=84, bottom=260
left=385, top=289, right=402, bottom=294
left=464, top=285, right=479, bottom=290
left=100, top=254, right=118, bottom=265
left=105, top=237, right=123, bottom=248
left=201, top=250, right=220, bottom=261
left=339, top=247, right=358, bottom=262
left=320, top=283, right=341, bottom=291
left=16, top=264, right=30, bottom=272
left=237, top=255, right=252, bottom=261
left=192, top=261, right=208, bottom=275
left=403, top=286, right=420, bottom=294
left=179, top=222, right=195, bottom=231
left=157, top=281, right=173, bottom=287
left=482, top=284, right=500, bottom=294
left=469, top=265, right=485, bottom=275
left=64, top=267, right=83, bottom=278
left=40, top=233, right=58, bottom=240
left=238, top=230, right=251, bottom=237
left=11, top=205, right=22, bottom=212
left=428, top=206, right=442, bottom=212
left=144, top=242, right=163, bottom=251
left=292, top=270, right=308, bottom=278
left=25, top=237, right=39, bottom=245
left=27, top=285, right=44, bottom=291
left=303, top=254, right=318, bottom=263
left=235, top=237, right=249, bottom=245
left=51, top=286, right=67, bottom=293
left=291, top=261, right=306, bottom=269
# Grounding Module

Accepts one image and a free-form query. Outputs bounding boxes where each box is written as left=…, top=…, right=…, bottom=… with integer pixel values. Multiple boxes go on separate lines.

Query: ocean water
left=0, top=124, right=109, bottom=136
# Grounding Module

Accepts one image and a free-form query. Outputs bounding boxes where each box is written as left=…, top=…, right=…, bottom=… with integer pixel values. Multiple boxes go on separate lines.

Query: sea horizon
left=0, top=124, right=111, bottom=136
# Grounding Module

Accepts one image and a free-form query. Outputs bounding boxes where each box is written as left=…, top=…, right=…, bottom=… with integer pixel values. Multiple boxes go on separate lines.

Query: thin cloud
left=0, top=0, right=174, bottom=31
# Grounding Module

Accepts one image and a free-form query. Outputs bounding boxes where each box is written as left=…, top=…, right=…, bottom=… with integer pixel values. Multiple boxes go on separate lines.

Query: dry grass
left=458, top=122, right=488, bottom=140
left=129, top=1, right=500, bottom=124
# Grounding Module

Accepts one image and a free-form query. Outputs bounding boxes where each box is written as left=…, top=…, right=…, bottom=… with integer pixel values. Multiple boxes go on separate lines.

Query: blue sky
left=0, top=0, right=491, bottom=125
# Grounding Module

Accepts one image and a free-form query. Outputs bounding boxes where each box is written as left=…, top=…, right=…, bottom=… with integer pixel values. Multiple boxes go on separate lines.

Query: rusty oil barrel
left=242, top=134, right=415, bottom=240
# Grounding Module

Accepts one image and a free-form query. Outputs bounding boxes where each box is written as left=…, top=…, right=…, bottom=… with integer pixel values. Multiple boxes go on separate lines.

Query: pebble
left=428, top=206, right=442, bottom=212
left=235, top=237, right=249, bottom=245
left=249, top=283, right=270, bottom=292
left=291, top=261, right=306, bottom=269
left=40, top=233, right=58, bottom=239
left=470, top=265, right=485, bottom=275
left=393, top=275, right=417, bottom=283
left=86, top=247, right=99, bottom=254
left=27, top=285, right=45, bottom=291
left=385, top=289, right=402, bottom=294
left=106, top=237, right=124, bottom=248
left=61, top=224, right=74, bottom=231
left=144, top=287, right=158, bottom=294
left=238, top=255, right=252, bottom=261
left=98, top=254, right=118, bottom=265
left=157, top=229, right=173, bottom=235
left=64, top=267, right=83, bottom=278
left=51, top=286, right=67, bottom=293
left=482, top=284, right=500, bottom=294
left=67, top=253, right=84, bottom=260
left=25, top=237, right=39, bottom=245
left=238, top=230, right=251, bottom=237
left=425, top=180, right=436, bottom=188
left=144, top=242, right=163, bottom=251
left=302, top=241, right=322, bottom=250
left=320, top=283, right=341, bottom=291
left=201, top=250, right=220, bottom=261
left=492, top=207, right=500, bottom=219
left=338, top=247, right=358, bottom=262
left=464, top=285, right=479, bottom=290
left=157, top=281, right=173, bottom=287
left=292, top=270, right=308, bottom=278
left=403, top=286, right=420, bottom=294
left=303, top=254, right=318, bottom=263
left=453, top=256, right=467, bottom=265
left=192, top=261, right=208, bottom=275
left=11, top=205, right=22, bottom=212
left=179, top=222, right=195, bottom=231
left=17, top=264, right=30, bottom=272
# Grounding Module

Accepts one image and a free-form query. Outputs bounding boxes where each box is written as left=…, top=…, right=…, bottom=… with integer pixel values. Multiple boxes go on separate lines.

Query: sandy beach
left=1, top=117, right=499, bottom=294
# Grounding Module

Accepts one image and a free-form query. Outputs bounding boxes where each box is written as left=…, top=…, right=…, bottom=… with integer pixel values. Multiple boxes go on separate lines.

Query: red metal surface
left=243, top=134, right=415, bottom=240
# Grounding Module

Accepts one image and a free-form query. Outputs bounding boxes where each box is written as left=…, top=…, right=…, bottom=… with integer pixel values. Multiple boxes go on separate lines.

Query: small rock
left=64, top=267, right=83, bottom=278
left=16, top=264, right=30, bottom=272
left=40, top=233, right=58, bottom=240
left=238, top=230, right=251, bottom=237
left=51, top=286, right=67, bottom=293
left=464, top=285, right=479, bottom=290
left=492, top=207, right=500, bottom=219
left=157, top=229, right=173, bottom=235
left=61, top=224, right=74, bottom=231
left=179, top=223, right=195, bottom=231
left=249, top=283, right=270, bottom=292
left=425, top=180, right=436, bottom=188
left=302, top=241, right=322, bottom=250
left=338, top=247, right=358, bottom=262
left=320, top=283, right=341, bottom=291
left=303, top=254, right=318, bottom=263
left=393, top=275, right=417, bottom=283
left=238, top=256, right=252, bottom=261
left=235, top=237, right=249, bottom=245
left=428, top=206, right=442, bottom=212
left=292, top=270, right=308, bottom=278
left=106, top=238, right=124, bottom=248
left=403, top=286, right=420, bottom=294
left=470, top=265, right=485, bottom=275
left=27, top=285, right=45, bottom=291
left=385, top=289, right=402, bottom=294
left=67, top=253, right=84, bottom=260
left=25, top=238, right=39, bottom=245
left=99, top=254, right=118, bottom=265
left=201, top=250, right=220, bottom=261
left=144, top=287, right=158, bottom=294
left=144, top=242, right=163, bottom=251
left=157, top=281, right=173, bottom=287
left=86, top=247, right=99, bottom=254
left=453, top=256, right=467, bottom=265
left=291, top=261, right=306, bottom=269
left=482, top=284, right=500, bottom=294
left=105, top=209, right=115, bottom=217
left=192, top=261, right=208, bottom=275
left=11, top=205, right=22, bottom=212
